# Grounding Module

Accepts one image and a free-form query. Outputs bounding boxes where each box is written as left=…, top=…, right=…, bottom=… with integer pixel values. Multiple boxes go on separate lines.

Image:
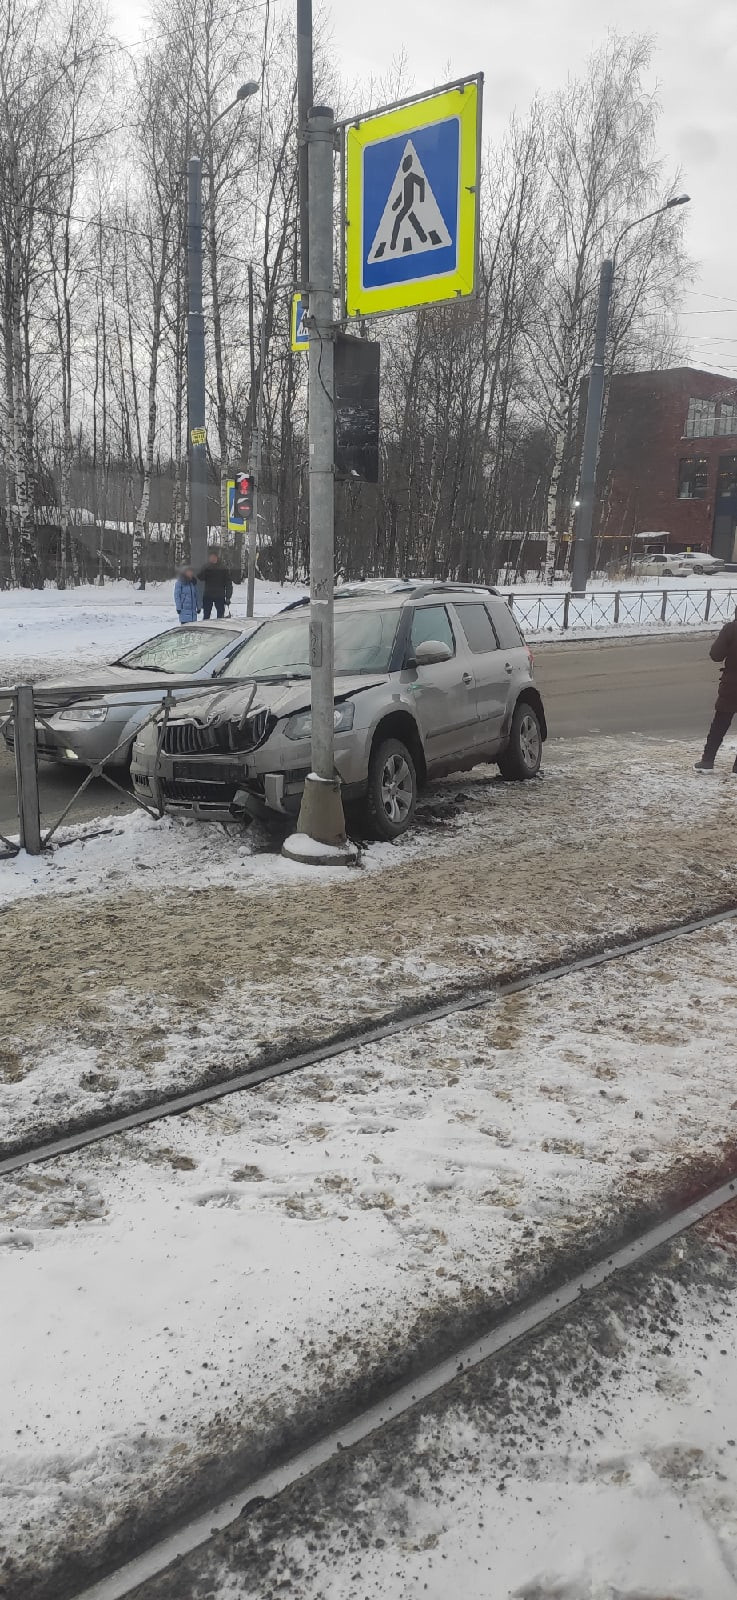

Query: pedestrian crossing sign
left=227, top=480, right=246, bottom=535
left=344, top=78, right=482, bottom=318
left=291, top=292, right=309, bottom=352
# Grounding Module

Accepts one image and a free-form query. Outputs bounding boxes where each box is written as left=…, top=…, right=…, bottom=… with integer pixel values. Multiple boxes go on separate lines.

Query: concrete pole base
left=281, top=774, right=358, bottom=867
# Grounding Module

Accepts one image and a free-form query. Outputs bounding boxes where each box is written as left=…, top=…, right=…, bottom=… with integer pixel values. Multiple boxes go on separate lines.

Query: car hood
left=167, top=673, right=390, bottom=725
left=31, top=663, right=215, bottom=712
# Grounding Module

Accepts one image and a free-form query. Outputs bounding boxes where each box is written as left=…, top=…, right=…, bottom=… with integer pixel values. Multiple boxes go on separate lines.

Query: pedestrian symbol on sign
left=368, top=140, right=452, bottom=263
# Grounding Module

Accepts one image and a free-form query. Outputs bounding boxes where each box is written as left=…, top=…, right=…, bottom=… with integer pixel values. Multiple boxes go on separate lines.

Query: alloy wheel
left=380, top=752, right=414, bottom=824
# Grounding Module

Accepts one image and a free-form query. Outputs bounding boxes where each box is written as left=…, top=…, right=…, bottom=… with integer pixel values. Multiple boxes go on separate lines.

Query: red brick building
left=595, top=368, right=737, bottom=560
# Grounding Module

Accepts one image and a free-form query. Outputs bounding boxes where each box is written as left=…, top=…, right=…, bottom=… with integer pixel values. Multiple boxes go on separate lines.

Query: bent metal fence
left=506, top=584, right=737, bottom=635
left=0, top=678, right=237, bottom=860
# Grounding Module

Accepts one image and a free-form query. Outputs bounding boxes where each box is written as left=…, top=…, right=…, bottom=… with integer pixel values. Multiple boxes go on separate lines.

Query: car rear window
left=454, top=602, right=498, bottom=654
left=488, top=599, right=525, bottom=650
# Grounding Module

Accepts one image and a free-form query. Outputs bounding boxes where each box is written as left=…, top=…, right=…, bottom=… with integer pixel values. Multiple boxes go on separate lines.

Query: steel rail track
left=70, top=1165, right=737, bottom=1600
left=2, top=899, right=737, bottom=1180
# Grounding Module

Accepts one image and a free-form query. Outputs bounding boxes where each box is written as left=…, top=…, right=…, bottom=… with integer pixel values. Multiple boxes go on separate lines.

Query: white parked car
left=673, top=551, right=725, bottom=576
left=632, top=553, right=691, bottom=578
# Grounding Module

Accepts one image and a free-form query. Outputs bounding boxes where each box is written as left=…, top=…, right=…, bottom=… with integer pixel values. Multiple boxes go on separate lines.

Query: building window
left=717, top=455, right=737, bottom=498
left=678, top=456, right=708, bottom=499
left=685, top=396, right=737, bottom=439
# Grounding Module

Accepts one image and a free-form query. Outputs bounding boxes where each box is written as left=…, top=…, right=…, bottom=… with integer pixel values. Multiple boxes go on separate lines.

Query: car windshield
left=117, top=627, right=239, bottom=675
left=221, top=607, right=400, bottom=679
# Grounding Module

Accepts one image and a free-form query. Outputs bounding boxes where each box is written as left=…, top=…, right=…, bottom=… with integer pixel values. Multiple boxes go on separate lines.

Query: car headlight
left=57, top=705, right=109, bottom=723
left=284, top=703, right=355, bottom=741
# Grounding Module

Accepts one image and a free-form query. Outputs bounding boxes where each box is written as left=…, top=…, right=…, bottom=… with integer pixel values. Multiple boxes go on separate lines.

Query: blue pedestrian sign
left=227, top=479, right=246, bottom=535
left=344, top=78, right=482, bottom=319
left=291, top=292, right=309, bottom=352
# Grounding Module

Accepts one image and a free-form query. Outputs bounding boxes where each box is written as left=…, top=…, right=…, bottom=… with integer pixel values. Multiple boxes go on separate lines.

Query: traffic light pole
left=187, top=157, right=208, bottom=576
left=283, top=106, right=354, bottom=866
left=246, top=312, right=265, bottom=619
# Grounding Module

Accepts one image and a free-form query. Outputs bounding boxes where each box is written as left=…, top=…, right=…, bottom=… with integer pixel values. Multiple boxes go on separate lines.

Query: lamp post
left=187, top=82, right=259, bottom=576
left=570, top=193, right=690, bottom=594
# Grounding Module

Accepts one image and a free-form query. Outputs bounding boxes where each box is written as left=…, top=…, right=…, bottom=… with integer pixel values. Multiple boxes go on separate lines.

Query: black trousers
left=202, top=596, right=226, bottom=619
left=703, top=697, right=737, bottom=764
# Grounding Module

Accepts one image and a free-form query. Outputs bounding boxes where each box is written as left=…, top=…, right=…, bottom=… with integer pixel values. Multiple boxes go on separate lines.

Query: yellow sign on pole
left=344, top=77, right=482, bottom=320
left=190, top=425, right=206, bottom=446
left=291, top=292, right=309, bottom=352
left=227, top=479, right=246, bottom=535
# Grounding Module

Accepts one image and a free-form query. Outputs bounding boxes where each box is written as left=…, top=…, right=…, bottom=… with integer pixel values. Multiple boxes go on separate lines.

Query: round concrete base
left=281, top=831, right=358, bottom=867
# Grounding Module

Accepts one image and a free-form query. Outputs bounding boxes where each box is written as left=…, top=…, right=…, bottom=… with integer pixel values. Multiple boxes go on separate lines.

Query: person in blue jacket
left=174, top=564, right=199, bottom=624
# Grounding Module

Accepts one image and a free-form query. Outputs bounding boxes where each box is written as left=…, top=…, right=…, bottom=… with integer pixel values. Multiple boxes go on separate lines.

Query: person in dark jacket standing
left=198, top=550, right=233, bottom=619
left=695, top=609, right=737, bottom=772
left=174, top=565, right=199, bottom=624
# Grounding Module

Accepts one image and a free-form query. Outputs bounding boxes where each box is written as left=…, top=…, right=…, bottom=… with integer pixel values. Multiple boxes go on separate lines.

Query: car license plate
left=172, top=760, right=242, bottom=783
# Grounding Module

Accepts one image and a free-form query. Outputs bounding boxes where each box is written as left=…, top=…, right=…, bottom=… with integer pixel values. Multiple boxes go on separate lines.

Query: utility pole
left=284, top=106, right=354, bottom=864
left=571, top=193, right=690, bottom=593
left=296, top=0, right=312, bottom=286
left=570, top=258, right=613, bottom=594
left=187, top=157, right=208, bottom=576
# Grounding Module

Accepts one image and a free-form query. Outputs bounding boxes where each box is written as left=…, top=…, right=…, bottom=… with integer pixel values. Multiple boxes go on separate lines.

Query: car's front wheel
left=365, top=737, right=417, bottom=839
left=498, top=702, right=543, bottom=781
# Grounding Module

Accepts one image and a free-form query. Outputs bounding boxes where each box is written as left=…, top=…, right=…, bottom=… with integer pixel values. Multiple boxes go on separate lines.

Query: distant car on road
left=2, top=620, right=261, bottom=771
left=132, top=582, right=548, bottom=839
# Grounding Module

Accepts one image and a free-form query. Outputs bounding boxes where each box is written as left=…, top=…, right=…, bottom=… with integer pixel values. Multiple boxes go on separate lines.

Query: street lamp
left=187, top=82, right=260, bottom=576
left=570, top=193, right=691, bottom=594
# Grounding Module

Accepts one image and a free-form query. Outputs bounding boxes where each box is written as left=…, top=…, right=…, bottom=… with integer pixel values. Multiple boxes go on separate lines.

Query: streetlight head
left=236, top=80, right=260, bottom=102
left=666, top=193, right=691, bottom=207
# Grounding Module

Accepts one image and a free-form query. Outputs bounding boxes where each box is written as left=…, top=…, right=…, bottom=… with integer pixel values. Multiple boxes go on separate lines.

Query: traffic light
left=234, top=471, right=254, bottom=520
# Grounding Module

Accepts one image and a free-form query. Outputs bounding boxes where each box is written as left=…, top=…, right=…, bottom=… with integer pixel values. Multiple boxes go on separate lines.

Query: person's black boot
left=694, top=758, right=715, bottom=772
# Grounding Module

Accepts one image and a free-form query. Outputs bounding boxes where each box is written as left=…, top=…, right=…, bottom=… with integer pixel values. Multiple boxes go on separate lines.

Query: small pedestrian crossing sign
left=227, top=480, right=246, bottom=535
left=291, top=292, right=309, bottom=352
left=344, top=77, right=481, bottom=319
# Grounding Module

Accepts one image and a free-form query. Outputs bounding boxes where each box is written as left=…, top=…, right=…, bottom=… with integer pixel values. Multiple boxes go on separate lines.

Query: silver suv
left=131, top=583, right=547, bottom=838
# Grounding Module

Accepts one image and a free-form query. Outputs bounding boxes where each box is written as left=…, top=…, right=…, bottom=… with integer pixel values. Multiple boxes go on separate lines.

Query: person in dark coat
left=198, top=550, right=233, bottom=619
left=174, top=565, right=199, bottom=624
left=695, top=609, right=737, bottom=772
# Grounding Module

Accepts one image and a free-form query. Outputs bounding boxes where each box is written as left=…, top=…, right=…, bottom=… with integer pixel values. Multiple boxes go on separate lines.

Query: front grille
left=162, top=707, right=272, bottom=757
left=160, top=779, right=238, bottom=805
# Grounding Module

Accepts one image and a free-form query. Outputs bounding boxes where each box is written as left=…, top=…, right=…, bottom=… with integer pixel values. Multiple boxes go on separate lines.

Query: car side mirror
left=409, top=639, right=454, bottom=667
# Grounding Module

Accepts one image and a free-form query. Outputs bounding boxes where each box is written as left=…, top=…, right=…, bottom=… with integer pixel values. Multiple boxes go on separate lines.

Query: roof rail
left=409, top=582, right=498, bottom=599
left=278, top=579, right=498, bottom=612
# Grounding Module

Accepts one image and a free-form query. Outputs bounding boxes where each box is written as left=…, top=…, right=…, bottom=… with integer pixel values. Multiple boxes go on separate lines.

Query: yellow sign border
left=345, top=80, right=480, bottom=319
left=291, top=292, right=309, bottom=352
left=226, top=477, right=246, bottom=535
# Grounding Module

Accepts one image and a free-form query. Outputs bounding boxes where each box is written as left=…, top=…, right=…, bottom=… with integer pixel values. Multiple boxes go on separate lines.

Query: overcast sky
left=114, top=0, right=737, bottom=375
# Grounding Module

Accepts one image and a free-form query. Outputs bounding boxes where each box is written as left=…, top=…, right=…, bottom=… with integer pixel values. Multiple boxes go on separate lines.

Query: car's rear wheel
left=498, top=702, right=542, bottom=781
left=365, top=737, right=417, bottom=839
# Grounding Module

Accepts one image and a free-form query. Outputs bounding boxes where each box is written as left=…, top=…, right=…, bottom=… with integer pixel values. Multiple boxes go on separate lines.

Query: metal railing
left=0, top=678, right=237, bottom=858
left=505, top=584, right=737, bottom=635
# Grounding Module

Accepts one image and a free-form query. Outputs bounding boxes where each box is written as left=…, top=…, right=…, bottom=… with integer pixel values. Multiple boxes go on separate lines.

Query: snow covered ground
left=2, top=917, right=737, bottom=1593
left=2, top=737, right=737, bottom=1152
left=189, top=1204, right=737, bottom=1600
left=0, top=571, right=734, bottom=686
left=0, top=577, right=305, bottom=681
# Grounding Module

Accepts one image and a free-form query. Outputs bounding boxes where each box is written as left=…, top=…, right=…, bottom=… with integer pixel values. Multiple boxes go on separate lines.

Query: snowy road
left=0, top=631, right=721, bottom=839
